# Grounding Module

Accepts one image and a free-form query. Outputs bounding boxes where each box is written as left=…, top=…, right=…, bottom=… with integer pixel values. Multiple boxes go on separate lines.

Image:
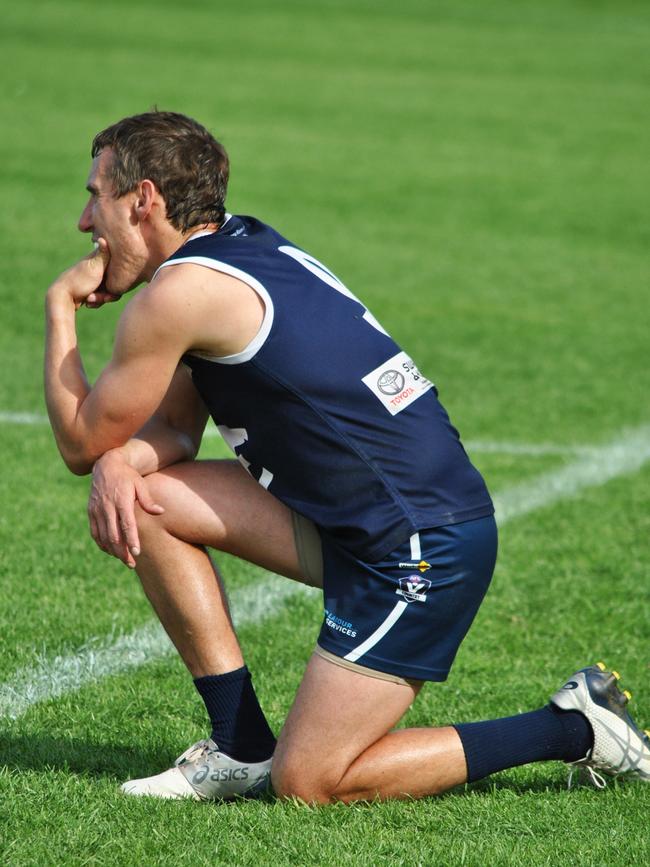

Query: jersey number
left=217, top=247, right=384, bottom=489
left=217, top=425, right=274, bottom=490
left=278, top=245, right=388, bottom=335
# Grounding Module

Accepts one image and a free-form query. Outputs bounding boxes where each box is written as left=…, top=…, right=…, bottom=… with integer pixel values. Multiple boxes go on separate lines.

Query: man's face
left=78, top=148, right=148, bottom=294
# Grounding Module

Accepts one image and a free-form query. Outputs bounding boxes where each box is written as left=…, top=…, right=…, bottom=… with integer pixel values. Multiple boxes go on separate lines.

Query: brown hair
left=91, top=111, right=229, bottom=231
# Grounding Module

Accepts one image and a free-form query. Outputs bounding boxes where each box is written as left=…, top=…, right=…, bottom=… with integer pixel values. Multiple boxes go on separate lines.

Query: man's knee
left=133, top=466, right=228, bottom=551
left=132, top=471, right=177, bottom=540
left=140, top=468, right=181, bottom=507
left=271, top=758, right=340, bottom=805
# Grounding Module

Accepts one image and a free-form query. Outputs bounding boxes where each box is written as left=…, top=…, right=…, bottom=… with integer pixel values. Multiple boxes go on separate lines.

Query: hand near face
left=47, top=238, right=118, bottom=310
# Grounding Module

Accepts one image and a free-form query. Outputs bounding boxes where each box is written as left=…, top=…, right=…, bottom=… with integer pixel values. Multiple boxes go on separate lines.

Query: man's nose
left=78, top=201, right=92, bottom=233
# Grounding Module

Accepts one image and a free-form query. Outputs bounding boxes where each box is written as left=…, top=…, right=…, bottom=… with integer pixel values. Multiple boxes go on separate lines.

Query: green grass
left=1, top=0, right=650, bottom=864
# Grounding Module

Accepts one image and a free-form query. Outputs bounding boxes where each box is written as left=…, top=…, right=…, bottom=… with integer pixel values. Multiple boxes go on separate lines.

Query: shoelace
left=175, top=739, right=216, bottom=766
left=567, top=764, right=607, bottom=790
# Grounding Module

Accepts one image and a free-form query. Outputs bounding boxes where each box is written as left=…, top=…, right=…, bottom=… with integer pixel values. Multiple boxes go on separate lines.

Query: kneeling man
left=45, top=111, right=650, bottom=801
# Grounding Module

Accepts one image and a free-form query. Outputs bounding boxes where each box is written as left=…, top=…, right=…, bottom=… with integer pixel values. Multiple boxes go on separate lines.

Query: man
left=45, top=111, right=649, bottom=802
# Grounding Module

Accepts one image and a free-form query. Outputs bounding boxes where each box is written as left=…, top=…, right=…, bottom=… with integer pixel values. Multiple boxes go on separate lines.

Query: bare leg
left=272, top=654, right=467, bottom=803
left=134, top=460, right=304, bottom=677
left=135, top=538, right=243, bottom=677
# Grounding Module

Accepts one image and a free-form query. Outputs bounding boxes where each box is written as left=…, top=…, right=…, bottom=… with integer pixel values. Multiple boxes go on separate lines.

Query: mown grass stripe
left=1, top=422, right=649, bottom=720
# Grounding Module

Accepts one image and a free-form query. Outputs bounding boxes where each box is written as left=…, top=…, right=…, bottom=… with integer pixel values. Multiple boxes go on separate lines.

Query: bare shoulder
left=124, top=261, right=265, bottom=358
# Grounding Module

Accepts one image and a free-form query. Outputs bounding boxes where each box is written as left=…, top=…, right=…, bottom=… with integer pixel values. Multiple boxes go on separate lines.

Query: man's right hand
left=89, top=450, right=165, bottom=568
left=47, top=238, right=117, bottom=311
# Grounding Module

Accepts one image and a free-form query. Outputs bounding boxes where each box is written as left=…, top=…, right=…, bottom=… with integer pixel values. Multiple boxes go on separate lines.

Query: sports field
left=1, top=0, right=649, bottom=863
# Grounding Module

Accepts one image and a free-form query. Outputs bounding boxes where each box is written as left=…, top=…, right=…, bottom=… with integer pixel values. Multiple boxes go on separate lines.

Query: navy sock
left=193, top=666, right=276, bottom=763
left=454, top=705, right=593, bottom=783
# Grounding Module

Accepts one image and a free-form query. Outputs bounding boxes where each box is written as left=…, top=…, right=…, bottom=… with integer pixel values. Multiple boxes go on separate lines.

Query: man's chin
left=105, top=275, right=144, bottom=296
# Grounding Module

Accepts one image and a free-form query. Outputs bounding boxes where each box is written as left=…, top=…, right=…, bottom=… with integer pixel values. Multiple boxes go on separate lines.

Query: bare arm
left=44, top=241, right=116, bottom=473
left=104, top=363, right=209, bottom=476
left=44, top=242, right=262, bottom=564
left=43, top=243, right=206, bottom=564
left=45, top=245, right=193, bottom=474
left=88, top=365, right=209, bottom=567
left=44, top=246, right=258, bottom=475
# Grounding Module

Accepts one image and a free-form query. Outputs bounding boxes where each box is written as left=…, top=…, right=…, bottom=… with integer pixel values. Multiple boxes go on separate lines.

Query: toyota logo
left=377, top=370, right=405, bottom=395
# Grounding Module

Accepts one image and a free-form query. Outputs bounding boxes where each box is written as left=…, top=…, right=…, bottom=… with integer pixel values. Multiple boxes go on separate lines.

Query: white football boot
left=120, top=738, right=272, bottom=800
left=550, top=663, right=650, bottom=788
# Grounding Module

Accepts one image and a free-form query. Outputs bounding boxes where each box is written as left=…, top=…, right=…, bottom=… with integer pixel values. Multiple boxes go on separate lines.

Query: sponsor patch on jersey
left=396, top=575, right=432, bottom=603
left=362, top=351, right=433, bottom=416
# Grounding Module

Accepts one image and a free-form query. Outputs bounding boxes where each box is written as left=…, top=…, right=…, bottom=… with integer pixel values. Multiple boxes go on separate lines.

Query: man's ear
left=134, top=179, right=157, bottom=222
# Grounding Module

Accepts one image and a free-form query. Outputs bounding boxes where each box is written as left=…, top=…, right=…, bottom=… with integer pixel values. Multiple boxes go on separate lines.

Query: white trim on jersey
left=186, top=229, right=215, bottom=241
left=154, top=254, right=274, bottom=365
left=343, top=601, right=409, bottom=664
left=184, top=213, right=232, bottom=243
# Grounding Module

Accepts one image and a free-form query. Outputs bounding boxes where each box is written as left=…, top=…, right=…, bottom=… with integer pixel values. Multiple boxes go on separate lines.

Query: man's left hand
left=89, top=450, right=165, bottom=568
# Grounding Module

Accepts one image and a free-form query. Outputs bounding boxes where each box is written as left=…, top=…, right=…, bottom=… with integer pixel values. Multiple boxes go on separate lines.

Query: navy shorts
left=313, top=516, right=498, bottom=682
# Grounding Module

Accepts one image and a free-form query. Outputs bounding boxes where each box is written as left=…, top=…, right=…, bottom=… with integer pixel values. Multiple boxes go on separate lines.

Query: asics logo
left=192, top=764, right=250, bottom=785
left=563, top=681, right=579, bottom=690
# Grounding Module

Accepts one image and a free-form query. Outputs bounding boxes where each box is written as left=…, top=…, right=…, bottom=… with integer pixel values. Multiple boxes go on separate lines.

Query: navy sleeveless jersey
left=159, top=215, right=493, bottom=561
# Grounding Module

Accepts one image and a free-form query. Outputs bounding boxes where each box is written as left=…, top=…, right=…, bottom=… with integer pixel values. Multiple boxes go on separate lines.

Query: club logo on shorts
left=396, top=575, right=432, bottom=603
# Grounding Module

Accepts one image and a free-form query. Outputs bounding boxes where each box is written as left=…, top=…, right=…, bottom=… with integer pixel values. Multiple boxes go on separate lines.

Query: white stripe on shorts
left=343, top=532, right=422, bottom=664
left=409, top=532, right=421, bottom=560
left=343, top=600, right=409, bottom=663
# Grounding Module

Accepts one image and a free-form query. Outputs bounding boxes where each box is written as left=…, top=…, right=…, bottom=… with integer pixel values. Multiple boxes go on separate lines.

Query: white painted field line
left=466, top=440, right=594, bottom=457
left=493, top=424, right=650, bottom=524
left=1, top=422, right=649, bottom=720
left=0, top=574, right=312, bottom=720
left=0, top=411, right=48, bottom=425
left=0, top=412, right=596, bottom=457
left=206, top=427, right=594, bottom=456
